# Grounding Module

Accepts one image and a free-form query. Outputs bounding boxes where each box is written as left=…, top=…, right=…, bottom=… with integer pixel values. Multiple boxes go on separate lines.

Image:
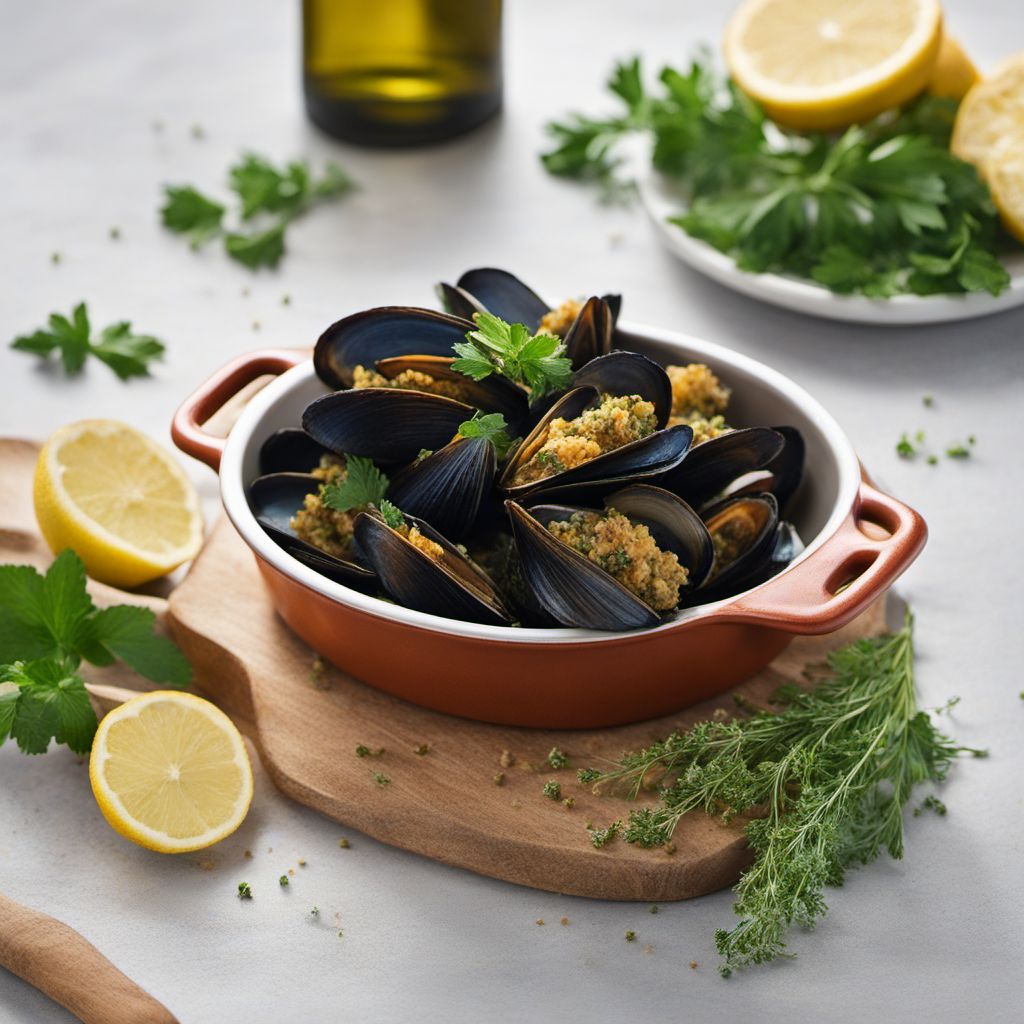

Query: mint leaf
left=90, top=605, right=192, bottom=686
left=225, top=223, right=286, bottom=269
left=161, top=185, right=225, bottom=247
left=2, top=658, right=97, bottom=755
left=322, top=456, right=389, bottom=513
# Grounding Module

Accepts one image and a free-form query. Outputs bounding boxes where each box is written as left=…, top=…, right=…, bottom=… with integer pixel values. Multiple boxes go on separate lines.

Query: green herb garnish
left=542, top=780, right=562, bottom=800
left=322, top=456, right=389, bottom=513
left=625, top=930, right=636, bottom=942
left=452, top=312, right=573, bottom=399
left=587, top=820, right=622, bottom=848
left=161, top=154, right=354, bottom=269
left=945, top=443, right=971, bottom=459
left=279, top=875, right=289, bottom=887
left=543, top=57, right=1013, bottom=298
left=238, top=882, right=253, bottom=900
left=378, top=500, right=406, bottom=530
left=11, top=302, right=166, bottom=380
left=457, top=412, right=517, bottom=460
left=547, top=746, right=570, bottom=769
left=896, top=433, right=917, bottom=459
left=0, top=552, right=191, bottom=756
left=579, top=613, right=983, bottom=976
left=355, top=744, right=384, bottom=758
left=373, top=771, right=391, bottom=787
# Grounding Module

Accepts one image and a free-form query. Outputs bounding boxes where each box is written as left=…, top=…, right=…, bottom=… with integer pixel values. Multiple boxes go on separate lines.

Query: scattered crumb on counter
left=298, top=858, right=307, bottom=867
left=536, top=919, right=545, bottom=926
left=197, top=860, right=216, bottom=872
left=643, top=944, right=654, bottom=955
left=338, top=838, right=350, bottom=849
left=562, top=797, right=575, bottom=809
left=244, top=850, right=252, bottom=859
left=649, top=905, right=659, bottom=914
left=560, top=917, right=569, bottom=926
left=690, top=961, right=698, bottom=970
left=500, top=750, right=515, bottom=768
left=493, top=772, right=505, bottom=786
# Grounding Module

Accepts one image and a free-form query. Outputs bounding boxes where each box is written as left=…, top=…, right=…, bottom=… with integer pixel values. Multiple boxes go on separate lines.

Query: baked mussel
left=506, top=485, right=714, bottom=630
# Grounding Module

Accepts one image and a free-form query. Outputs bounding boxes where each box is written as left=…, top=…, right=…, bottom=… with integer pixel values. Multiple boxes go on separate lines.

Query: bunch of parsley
left=543, top=57, right=1013, bottom=297
left=578, top=614, right=984, bottom=976
left=161, top=152, right=355, bottom=269
left=0, top=551, right=191, bottom=755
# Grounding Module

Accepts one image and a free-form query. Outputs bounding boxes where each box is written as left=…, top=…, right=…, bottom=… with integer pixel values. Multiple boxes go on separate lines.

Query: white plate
left=639, top=170, right=1024, bottom=325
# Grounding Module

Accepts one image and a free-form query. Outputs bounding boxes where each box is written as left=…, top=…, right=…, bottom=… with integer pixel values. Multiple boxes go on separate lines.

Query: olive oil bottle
left=302, top=0, right=503, bottom=146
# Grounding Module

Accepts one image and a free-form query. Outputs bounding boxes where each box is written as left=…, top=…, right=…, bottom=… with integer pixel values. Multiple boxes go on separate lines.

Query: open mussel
left=313, top=307, right=473, bottom=390
left=354, top=508, right=512, bottom=626
left=248, top=472, right=376, bottom=589
left=499, top=385, right=692, bottom=497
left=302, top=388, right=475, bottom=464
left=507, top=485, right=714, bottom=631
left=259, top=428, right=332, bottom=476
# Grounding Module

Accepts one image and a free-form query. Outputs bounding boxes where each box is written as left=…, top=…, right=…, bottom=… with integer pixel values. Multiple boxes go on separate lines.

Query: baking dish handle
left=719, top=481, right=926, bottom=635
left=171, top=349, right=306, bottom=472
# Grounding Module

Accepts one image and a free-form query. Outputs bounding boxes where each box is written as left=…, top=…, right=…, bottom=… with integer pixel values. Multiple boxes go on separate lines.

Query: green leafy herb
left=587, top=819, right=622, bottom=848
left=457, top=413, right=517, bottom=460
left=625, top=930, right=637, bottom=942
left=378, top=500, right=406, bottom=530
left=547, top=746, right=570, bottom=769
left=0, top=551, right=191, bottom=755
left=542, top=57, right=1015, bottom=297
left=542, top=780, right=562, bottom=800
left=161, top=154, right=355, bottom=270
left=896, top=433, right=917, bottom=459
left=945, top=443, right=971, bottom=459
left=11, top=303, right=166, bottom=380
left=238, top=882, right=252, bottom=900
left=322, top=456, right=389, bottom=512
left=452, top=312, right=573, bottom=399
left=355, top=744, right=384, bottom=758
left=373, top=771, right=391, bottom=787
left=279, top=875, right=290, bottom=887
left=578, top=613, right=982, bottom=976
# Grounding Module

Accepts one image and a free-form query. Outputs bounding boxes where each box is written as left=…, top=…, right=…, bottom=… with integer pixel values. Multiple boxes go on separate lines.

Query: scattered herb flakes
left=413, top=743, right=431, bottom=756
left=50, top=252, right=61, bottom=265
left=282, top=294, right=292, bottom=306
left=310, top=906, right=320, bottom=917
left=547, top=746, right=570, bottom=769
left=914, top=795, right=948, bottom=817
left=922, top=394, right=934, bottom=407
left=372, top=771, right=391, bottom=787
left=927, top=455, right=939, bottom=466
left=625, top=930, right=636, bottom=943
left=109, top=227, right=121, bottom=241
left=238, top=882, right=253, bottom=900
left=338, top=838, right=350, bottom=849
left=946, top=443, right=971, bottom=459
left=649, top=905, right=660, bottom=915
left=355, top=744, right=385, bottom=758
left=542, top=780, right=562, bottom=801
left=562, top=797, right=575, bottom=810
left=588, top=820, right=622, bottom=848
left=309, top=656, right=329, bottom=690
left=279, top=875, right=289, bottom=888
left=896, top=433, right=918, bottom=459
left=493, top=771, right=506, bottom=787
left=190, top=123, right=205, bottom=140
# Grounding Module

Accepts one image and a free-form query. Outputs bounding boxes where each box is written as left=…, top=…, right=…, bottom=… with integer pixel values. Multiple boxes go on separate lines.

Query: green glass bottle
left=302, top=0, right=503, bottom=146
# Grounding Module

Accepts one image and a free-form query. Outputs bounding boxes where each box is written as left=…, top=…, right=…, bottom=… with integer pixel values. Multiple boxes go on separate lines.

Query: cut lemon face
left=928, top=34, right=979, bottom=101
left=90, top=691, right=253, bottom=853
left=34, top=419, right=203, bottom=588
left=724, top=0, right=943, bottom=131
left=985, top=149, right=1024, bottom=244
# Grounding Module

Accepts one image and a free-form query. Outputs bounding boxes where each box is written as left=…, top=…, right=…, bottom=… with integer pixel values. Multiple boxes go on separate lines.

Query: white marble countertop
left=1, top=1, right=1022, bottom=1020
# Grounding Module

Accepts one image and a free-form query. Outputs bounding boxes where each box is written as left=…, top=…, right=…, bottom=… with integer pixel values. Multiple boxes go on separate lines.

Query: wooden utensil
left=0, top=893, right=178, bottom=1024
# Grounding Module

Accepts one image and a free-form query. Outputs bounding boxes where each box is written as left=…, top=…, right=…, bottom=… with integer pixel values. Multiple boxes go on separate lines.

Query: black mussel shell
left=313, top=307, right=473, bottom=389
left=454, top=268, right=550, bottom=328
left=572, top=350, right=672, bottom=428
left=499, top=386, right=692, bottom=497
left=563, top=296, right=614, bottom=370
left=247, top=472, right=376, bottom=589
left=354, top=510, right=512, bottom=626
left=764, top=426, right=805, bottom=511
left=372, top=354, right=530, bottom=435
left=386, top=435, right=496, bottom=540
left=436, top=282, right=487, bottom=321
left=602, top=292, right=622, bottom=327
left=698, top=493, right=780, bottom=601
left=659, top=427, right=785, bottom=510
left=259, top=428, right=332, bottom=476
left=302, top=388, right=474, bottom=464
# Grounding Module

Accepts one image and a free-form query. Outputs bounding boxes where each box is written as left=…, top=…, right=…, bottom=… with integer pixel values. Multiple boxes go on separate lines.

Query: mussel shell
left=372, top=354, right=530, bottom=435
left=313, top=307, right=473, bottom=389
left=563, top=296, right=614, bottom=370
left=659, top=427, right=785, bottom=510
left=572, top=350, right=672, bottom=428
left=436, top=281, right=487, bottom=321
left=454, top=268, right=550, bottom=328
left=499, top=386, right=693, bottom=497
left=259, top=428, right=332, bottom=476
left=764, top=426, right=805, bottom=511
left=302, top=387, right=474, bottom=464
left=247, top=472, right=376, bottom=589
left=354, top=510, right=512, bottom=626
left=698, top=493, right=780, bottom=600
left=386, top=435, right=496, bottom=540
left=506, top=500, right=659, bottom=631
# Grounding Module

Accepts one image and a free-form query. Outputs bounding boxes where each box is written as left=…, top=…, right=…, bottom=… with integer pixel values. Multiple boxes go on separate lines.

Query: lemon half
left=34, top=419, right=203, bottom=588
left=725, top=0, right=943, bottom=131
left=90, top=691, right=253, bottom=853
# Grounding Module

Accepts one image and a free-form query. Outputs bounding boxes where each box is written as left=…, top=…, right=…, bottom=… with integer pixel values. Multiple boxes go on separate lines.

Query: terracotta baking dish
left=172, top=323, right=926, bottom=729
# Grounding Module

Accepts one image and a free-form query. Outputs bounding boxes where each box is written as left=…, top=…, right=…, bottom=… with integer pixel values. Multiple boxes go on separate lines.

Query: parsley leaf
left=160, top=185, right=225, bottom=247
left=457, top=413, right=516, bottom=460
left=224, top=223, right=286, bottom=269
left=452, top=312, right=573, bottom=399
left=10, top=303, right=165, bottom=380
left=322, top=456, right=390, bottom=512
left=378, top=500, right=406, bottom=530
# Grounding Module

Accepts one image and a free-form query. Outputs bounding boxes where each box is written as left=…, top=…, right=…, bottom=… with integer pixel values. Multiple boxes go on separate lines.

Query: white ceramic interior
left=639, top=171, right=1024, bottom=325
left=219, top=321, right=861, bottom=644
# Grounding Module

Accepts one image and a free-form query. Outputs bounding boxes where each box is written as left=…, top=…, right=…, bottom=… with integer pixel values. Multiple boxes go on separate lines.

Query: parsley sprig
left=543, top=57, right=1013, bottom=297
left=321, top=456, right=389, bottom=513
left=578, top=613, right=983, bottom=976
left=161, top=153, right=355, bottom=269
left=0, top=551, right=192, bottom=755
left=452, top=313, right=573, bottom=399
left=11, top=302, right=165, bottom=380
left=457, top=412, right=516, bottom=460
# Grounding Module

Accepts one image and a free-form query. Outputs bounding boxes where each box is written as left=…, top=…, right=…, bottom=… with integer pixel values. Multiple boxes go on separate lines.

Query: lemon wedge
left=34, top=419, right=203, bottom=588
left=724, top=0, right=943, bottom=131
left=90, top=691, right=253, bottom=853
left=928, top=34, right=980, bottom=100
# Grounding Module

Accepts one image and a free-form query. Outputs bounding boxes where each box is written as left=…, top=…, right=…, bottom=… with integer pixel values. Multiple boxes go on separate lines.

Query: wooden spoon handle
left=0, top=893, right=178, bottom=1024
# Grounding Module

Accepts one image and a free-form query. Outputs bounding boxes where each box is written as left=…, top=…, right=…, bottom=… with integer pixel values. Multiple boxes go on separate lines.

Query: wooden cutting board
left=0, top=438, right=887, bottom=902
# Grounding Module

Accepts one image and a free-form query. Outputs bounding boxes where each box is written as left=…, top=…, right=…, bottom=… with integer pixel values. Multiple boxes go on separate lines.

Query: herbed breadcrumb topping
left=395, top=522, right=445, bottom=561
left=547, top=508, right=688, bottom=612
left=291, top=457, right=355, bottom=558
left=670, top=413, right=730, bottom=444
left=352, top=364, right=470, bottom=402
left=512, top=394, right=657, bottom=486
left=538, top=298, right=583, bottom=338
left=666, top=363, right=731, bottom=418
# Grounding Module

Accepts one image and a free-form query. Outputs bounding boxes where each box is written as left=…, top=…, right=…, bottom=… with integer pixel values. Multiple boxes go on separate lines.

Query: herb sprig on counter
left=11, top=302, right=166, bottom=380
left=578, top=614, right=984, bottom=976
left=161, top=153, right=355, bottom=269
left=543, top=57, right=1013, bottom=297
left=452, top=312, right=573, bottom=399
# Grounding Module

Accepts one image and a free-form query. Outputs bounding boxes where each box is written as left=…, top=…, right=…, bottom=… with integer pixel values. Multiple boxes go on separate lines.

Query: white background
left=1, top=1, right=1022, bottom=1021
